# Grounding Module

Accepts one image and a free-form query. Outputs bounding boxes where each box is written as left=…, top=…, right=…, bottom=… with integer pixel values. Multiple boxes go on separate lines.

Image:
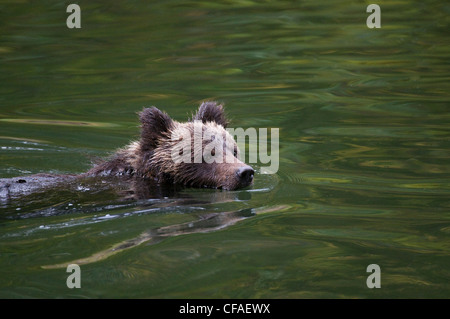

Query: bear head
left=134, top=102, right=254, bottom=190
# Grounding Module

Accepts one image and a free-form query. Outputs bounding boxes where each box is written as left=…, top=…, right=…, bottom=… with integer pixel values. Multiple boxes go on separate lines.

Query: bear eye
left=233, top=147, right=238, bottom=157
left=179, top=149, right=183, bottom=156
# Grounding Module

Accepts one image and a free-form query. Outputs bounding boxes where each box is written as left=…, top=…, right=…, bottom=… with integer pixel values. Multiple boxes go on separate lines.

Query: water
left=0, top=1, right=449, bottom=298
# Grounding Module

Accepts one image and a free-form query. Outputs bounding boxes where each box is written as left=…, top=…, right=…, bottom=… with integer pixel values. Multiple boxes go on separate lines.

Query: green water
left=0, top=1, right=449, bottom=298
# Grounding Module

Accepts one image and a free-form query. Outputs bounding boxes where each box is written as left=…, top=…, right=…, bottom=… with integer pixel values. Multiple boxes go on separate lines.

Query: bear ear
left=139, top=107, right=174, bottom=150
left=191, top=101, right=229, bottom=128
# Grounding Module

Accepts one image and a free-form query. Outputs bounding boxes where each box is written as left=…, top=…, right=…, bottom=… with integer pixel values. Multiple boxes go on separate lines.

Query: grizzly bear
left=86, top=101, right=254, bottom=190
left=0, top=102, right=254, bottom=203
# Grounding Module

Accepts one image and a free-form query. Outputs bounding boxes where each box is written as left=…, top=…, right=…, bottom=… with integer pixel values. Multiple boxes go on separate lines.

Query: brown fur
left=87, top=102, right=254, bottom=190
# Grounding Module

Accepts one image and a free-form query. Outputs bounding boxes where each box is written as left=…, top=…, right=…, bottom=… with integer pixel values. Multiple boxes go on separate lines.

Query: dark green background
left=0, top=1, right=449, bottom=298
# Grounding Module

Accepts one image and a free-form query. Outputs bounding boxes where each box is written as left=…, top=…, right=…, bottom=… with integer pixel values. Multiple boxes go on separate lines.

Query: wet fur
left=87, top=101, right=252, bottom=190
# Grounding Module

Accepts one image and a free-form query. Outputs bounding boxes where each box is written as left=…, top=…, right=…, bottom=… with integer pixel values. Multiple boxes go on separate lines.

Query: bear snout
left=236, top=165, right=254, bottom=187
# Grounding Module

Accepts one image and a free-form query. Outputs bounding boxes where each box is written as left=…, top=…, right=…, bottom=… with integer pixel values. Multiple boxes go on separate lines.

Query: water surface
left=0, top=1, right=449, bottom=298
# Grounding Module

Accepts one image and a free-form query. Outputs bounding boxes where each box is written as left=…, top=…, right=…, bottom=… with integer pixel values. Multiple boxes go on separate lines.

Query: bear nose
left=236, top=166, right=254, bottom=185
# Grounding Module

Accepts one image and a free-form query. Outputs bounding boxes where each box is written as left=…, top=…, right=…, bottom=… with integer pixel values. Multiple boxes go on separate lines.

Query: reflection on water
left=0, top=0, right=449, bottom=298
left=0, top=174, right=273, bottom=219
left=41, top=208, right=257, bottom=269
